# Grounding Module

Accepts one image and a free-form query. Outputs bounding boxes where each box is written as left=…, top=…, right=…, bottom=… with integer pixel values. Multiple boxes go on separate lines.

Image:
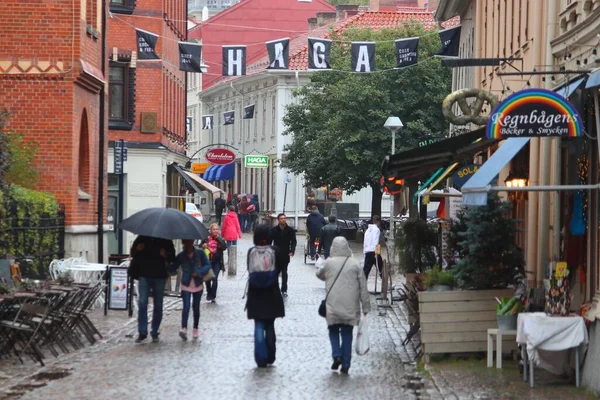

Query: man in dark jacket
left=317, top=215, right=341, bottom=259
left=129, top=235, right=175, bottom=343
left=269, top=213, right=297, bottom=296
left=306, top=206, right=326, bottom=259
left=214, top=194, right=226, bottom=225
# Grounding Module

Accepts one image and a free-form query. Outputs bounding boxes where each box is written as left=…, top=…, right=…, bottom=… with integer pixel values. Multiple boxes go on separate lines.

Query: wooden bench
left=487, top=328, right=517, bottom=368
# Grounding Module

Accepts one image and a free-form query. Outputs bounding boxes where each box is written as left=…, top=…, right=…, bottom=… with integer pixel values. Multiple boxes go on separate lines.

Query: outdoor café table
left=517, top=312, right=588, bottom=388
left=64, top=263, right=107, bottom=285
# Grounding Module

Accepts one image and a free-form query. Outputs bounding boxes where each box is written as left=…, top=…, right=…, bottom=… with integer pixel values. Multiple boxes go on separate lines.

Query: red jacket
left=221, top=211, right=242, bottom=241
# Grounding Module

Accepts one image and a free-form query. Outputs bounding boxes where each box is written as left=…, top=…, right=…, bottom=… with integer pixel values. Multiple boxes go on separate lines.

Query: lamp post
left=384, top=116, right=403, bottom=235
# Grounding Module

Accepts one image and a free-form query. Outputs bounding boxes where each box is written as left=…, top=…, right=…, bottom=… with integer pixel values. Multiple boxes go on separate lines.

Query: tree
left=0, top=111, right=39, bottom=189
left=451, top=193, right=526, bottom=290
left=281, top=25, right=452, bottom=217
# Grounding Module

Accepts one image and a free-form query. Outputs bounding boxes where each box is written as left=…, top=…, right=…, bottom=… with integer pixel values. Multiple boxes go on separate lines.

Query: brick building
left=107, top=0, right=189, bottom=254
left=0, top=0, right=109, bottom=262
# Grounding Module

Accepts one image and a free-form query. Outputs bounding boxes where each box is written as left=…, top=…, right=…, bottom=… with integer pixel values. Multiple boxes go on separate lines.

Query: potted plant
left=395, top=218, right=438, bottom=287
left=423, top=265, right=454, bottom=291
left=496, top=297, right=522, bottom=330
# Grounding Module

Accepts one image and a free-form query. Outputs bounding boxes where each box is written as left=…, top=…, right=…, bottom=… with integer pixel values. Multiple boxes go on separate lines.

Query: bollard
left=228, top=246, right=237, bottom=276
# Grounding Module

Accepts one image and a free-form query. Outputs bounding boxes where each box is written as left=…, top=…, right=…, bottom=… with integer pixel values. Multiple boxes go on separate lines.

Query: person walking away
left=363, top=215, right=383, bottom=279
left=269, top=213, right=297, bottom=297
left=248, top=194, right=260, bottom=232
left=170, top=239, right=211, bottom=340
left=129, top=235, right=175, bottom=343
left=221, top=205, right=242, bottom=247
left=306, top=206, right=326, bottom=260
left=214, top=194, right=226, bottom=226
left=317, top=237, right=370, bottom=374
left=205, top=223, right=227, bottom=302
left=245, top=224, right=285, bottom=368
left=240, top=196, right=250, bottom=233
left=318, top=215, right=342, bottom=259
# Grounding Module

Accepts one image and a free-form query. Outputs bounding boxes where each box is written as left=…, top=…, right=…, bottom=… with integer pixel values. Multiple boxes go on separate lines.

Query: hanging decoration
left=351, top=42, right=376, bottom=73
left=136, top=28, right=160, bottom=60
left=223, top=110, right=235, bottom=125
left=178, top=42, right=204, bottom=73
left=395, top=37, right=419, bottom=68
left=243, top=104, right=255, bottom=119
left=202, top=115, right=214, bottom=130
left=222, top=45, right=247, bottom=76
left=308, top=38, right=332, bottom=70
left=436, top=26, right=461, bottom=58
left=266, top=38, right=290, bottom=70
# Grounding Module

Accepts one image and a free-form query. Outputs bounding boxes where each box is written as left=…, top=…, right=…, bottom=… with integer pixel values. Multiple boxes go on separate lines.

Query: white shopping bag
left=355, top=316, right=370, bottom=356
left=315, top=256, right=326, bottom=269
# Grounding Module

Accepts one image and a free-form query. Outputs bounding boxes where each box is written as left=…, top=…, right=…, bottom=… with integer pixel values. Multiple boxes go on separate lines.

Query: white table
left=517, top=313, right=588, bottom=388
left=487, top=328, right=517, bottom=368
left=66, top=263, right=108, bottom=285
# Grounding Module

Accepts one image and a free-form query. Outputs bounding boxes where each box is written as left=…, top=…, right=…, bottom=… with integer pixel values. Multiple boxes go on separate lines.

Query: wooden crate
left=419, top=289, right=517, bottom=359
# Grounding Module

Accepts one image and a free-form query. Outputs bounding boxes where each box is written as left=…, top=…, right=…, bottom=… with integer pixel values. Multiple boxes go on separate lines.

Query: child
left=170, top=239, right=211, bottom=340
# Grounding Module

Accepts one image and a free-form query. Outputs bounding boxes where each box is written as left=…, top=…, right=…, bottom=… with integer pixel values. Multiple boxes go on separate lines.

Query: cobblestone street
left=0, top=235, right=431, bottom=400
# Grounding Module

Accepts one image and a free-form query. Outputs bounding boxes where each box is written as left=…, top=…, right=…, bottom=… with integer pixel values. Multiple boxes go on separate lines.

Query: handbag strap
left=325, top=257, right=349, bottom=300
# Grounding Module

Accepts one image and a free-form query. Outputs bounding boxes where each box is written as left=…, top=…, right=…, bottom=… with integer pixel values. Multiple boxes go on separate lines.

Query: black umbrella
left=119, top=207, right=209, bottom=240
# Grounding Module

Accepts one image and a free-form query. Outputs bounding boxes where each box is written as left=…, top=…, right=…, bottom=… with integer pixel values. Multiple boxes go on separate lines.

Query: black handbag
left=319, top=257, right=349, bottom=318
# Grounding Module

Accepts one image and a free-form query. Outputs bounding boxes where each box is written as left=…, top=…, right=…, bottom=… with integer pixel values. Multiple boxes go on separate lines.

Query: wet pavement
left=0, top=235, right=432, bottom=400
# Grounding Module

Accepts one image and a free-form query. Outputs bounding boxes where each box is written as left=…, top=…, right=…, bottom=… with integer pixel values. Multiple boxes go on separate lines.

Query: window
left=109, top=0, right=136, bottom=15
left=109, top=63, right=136, bottom=130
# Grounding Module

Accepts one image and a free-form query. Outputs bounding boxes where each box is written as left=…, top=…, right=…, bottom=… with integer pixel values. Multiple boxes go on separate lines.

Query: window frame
left=109, top=0, right=136, bottom=15
left=109, top=61, right=136, bottom=130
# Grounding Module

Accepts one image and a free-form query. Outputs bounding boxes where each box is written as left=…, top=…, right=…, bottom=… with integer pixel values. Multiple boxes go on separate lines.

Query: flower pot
left=497, top=314, right=518, bottom=331
left=429, top=284, right=453, bottom=292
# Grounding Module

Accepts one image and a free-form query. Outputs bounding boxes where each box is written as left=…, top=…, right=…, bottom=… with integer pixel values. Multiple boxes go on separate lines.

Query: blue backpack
left=247, top=245, right=278, bottom=288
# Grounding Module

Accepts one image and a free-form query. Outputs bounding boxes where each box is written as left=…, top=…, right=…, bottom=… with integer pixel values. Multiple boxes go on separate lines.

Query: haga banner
left=308, top=38, right=332, bottom=70
left=266, top=38, right=289, bottom=70
left=179, top=42, right=203, bottom=73
left=351, top=42, right=375, bottom=73
left=222, top=45, right=246, bottom=76
left=136, top=28, right=159, bottom=60
left=486, top=89, right=584, bottom=139
left=223, top=110, right=235, bottom=125
left=436, top=26, right=461, bottom=57
left=395, top=37, right=419, bottom=68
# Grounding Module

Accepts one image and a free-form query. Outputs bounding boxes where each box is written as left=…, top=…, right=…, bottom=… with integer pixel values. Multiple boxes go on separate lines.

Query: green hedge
left=0, top=185, right=63, bottom=278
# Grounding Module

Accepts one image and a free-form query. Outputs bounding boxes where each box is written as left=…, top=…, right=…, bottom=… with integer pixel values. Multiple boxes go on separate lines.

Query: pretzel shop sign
left=205, top=148, right=235, bottom=165
left=486, top=89, right=583, bottom=139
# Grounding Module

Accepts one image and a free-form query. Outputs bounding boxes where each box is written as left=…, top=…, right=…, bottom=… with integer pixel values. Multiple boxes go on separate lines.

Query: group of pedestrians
left=215, top=193, right=260, bottom=233
left=128, top=208, right=371, bottom=374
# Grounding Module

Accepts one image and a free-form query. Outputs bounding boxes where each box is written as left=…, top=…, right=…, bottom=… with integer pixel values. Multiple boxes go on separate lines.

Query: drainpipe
left=97, top=0, right=107, bottom=263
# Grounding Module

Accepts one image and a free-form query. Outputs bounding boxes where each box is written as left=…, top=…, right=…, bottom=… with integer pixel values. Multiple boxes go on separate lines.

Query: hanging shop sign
left=191, top=162, right=211, bottom=174
left=452, top=164, right=481, bottom=190
left=206, top=148, right=236, bottom=165
left=486, top=89, right=584, bottom=139
left=244, top=155, right=269, bottom=168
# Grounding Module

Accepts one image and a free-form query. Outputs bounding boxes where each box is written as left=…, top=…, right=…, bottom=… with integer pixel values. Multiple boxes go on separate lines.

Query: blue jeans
left=239, top=214, right=248, bottom=232
left=254, top=319, right=276, bottom=366
left=205, top=264, right=221, bottom=300
left=181, top=290, right=202, bottom=329
left=328, top=324, right=353, bottom=369
left=138, top=277, right=166, bottom=337
left=226, top=240, right=237, bottom=248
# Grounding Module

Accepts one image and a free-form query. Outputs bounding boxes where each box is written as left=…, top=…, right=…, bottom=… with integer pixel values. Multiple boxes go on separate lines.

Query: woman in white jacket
left=316, top=237, right=371, bottom=374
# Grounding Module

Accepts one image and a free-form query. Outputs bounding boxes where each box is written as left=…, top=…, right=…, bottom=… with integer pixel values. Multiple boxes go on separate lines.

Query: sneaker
left=135, top=334, right=147, bottom=343
left=192, top=329, right=199, bottom=339
left=282, top=292, right=288, bottom=297
left=152, top=335, right=160, bottom=343
left=341, top=367, right=349, bottom=374
left=211, top=299, right=216, bottom=303
left=331, top=357, right=342, bottom=370
left=179, top=328, right=187, bottom=341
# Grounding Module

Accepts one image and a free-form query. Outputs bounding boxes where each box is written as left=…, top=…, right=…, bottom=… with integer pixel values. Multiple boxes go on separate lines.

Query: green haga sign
left=244, top=155, right=269, bottom=168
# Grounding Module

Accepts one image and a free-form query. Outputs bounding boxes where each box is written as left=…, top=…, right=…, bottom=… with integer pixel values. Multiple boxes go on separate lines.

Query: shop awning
left=420, top=162, right=460, bottom=202
left=461, top=137, right=530, bottom=205
left=414, top=163, right=460, bottom=204
left=183, top=170, right=223, bottom=194
left=203, top=163, right=235, bottom=182
left=586, top=68, right=600, bottom=89
left=171, top=163, right=204, bottom=194
left=555, top=76, right=586, bottom=98
left=382, top=128, right=496, bottom=181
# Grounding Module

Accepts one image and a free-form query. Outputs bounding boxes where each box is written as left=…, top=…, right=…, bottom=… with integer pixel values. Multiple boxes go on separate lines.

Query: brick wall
left=0, top=0, right=108, bottom=227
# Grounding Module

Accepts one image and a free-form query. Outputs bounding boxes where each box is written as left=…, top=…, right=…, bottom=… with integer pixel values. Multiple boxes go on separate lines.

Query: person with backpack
left=245, top=224, right=285, bottom=368
left=269, top=213, right=297, bottom=297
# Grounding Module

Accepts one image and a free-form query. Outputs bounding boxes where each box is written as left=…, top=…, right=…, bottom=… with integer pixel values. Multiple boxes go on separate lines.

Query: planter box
left=419, top=289, right=517, bottom=361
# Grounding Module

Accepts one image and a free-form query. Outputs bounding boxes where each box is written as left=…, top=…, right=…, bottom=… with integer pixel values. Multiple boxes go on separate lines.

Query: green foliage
left=452, top=193, right=525, bottom=290
left=395, top=218, right=438, bottom=274
left=281, top=24, right=452, bottom=200
left=424, top=265, right=454, bottom=288
left=0, top=111, right=39, bottom=189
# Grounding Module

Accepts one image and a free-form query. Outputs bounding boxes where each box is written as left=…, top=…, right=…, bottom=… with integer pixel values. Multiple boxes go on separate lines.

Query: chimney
left=316, top=11, right=337, bottom=27
left=336, top=4, right=360, bottom=20
left=370, top=0, right=380, bottom=11
left=308, top=17, right=318, bottom=31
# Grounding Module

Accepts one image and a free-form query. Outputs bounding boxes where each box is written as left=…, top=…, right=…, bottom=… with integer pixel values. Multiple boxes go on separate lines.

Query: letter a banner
left=308, top=38, right=332, bottom=70
left=351, top=42, right=375, bottom=73
left=222, top=45, right=246, bottom=76
left=136, top=28, right=159, bottom=60
left=266, top=38, right=289, bottom=70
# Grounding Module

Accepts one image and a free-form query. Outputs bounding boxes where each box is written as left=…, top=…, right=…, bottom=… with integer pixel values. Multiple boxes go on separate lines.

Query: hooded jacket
left=316, top=237, right=371, bottom=326
left=306, top=209, right=326, bottom=238
left=221, top=210, right=242, bottom=241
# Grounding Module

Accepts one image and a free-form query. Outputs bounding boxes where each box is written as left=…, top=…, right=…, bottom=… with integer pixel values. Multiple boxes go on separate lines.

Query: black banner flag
left=222, top=46, right=246, bottom=76
left=351, top=42, right=375, bottom=73
left=436, top=26, right=461, bottom=57
left=266, top=38, right=289, bottom=70
left=223, top=111, right=235, bottom=125
left=202, top=115, right=214, bottom=130
left=308, top=38, right=332, bottom=70
left=395, top=37, right=419, bottom=68
left=243, top=104, right=255, bottom=119
left=179, top=42, right=204, bottom=73
left=136, top=28, right=159, bottom=60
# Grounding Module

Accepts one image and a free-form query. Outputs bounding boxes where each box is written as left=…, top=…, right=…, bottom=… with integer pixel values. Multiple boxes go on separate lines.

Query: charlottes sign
left=486, top=88, right=583, bottom=139
left=205, top=148, right=235, bottom=165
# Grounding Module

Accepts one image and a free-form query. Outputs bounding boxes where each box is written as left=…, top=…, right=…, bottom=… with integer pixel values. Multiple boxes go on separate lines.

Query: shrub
left=395, top=218, right=438, bottom=274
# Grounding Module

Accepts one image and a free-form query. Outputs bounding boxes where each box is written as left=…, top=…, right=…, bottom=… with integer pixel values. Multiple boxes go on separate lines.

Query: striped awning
left=203, top=163, right=235, bottom=182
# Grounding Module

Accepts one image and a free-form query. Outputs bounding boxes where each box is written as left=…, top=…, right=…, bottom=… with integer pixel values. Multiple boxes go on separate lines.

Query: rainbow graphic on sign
left=486, top=88, right=583, bottom=139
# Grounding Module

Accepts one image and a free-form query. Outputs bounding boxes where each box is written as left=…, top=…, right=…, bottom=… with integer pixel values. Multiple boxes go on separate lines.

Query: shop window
left=109, top=0, right=136, bottom=15
left=78, top=110, right=91, bottom=200
left=109, top=62, right=136, bottom=130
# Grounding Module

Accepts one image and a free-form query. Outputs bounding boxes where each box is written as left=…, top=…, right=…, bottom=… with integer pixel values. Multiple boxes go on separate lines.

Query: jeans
left=216, top=210, right=223, bottom=226
left=181, top=290, right=202, bottom=329
left=138, top=277, right=166, bottom=337
left=363, top=252, right=383, bottom=279
left=329, top=324, right=354, bottom=369
left=226, top=240, right=237, bottom=248
left=254, top=319, right=276, bottom=366
left=205, top=264, right=221, bottom=300
left=240, top=214, right=248, bottom=232
left=280, top=261, right=289, bottom=293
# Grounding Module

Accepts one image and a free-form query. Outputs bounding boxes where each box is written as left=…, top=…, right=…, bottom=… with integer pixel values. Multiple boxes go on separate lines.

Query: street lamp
left=384, top=116, right=403, bottom=224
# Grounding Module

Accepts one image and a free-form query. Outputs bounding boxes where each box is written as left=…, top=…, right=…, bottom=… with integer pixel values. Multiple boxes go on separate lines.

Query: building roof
left=210, top=9, right=459, bottom=87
